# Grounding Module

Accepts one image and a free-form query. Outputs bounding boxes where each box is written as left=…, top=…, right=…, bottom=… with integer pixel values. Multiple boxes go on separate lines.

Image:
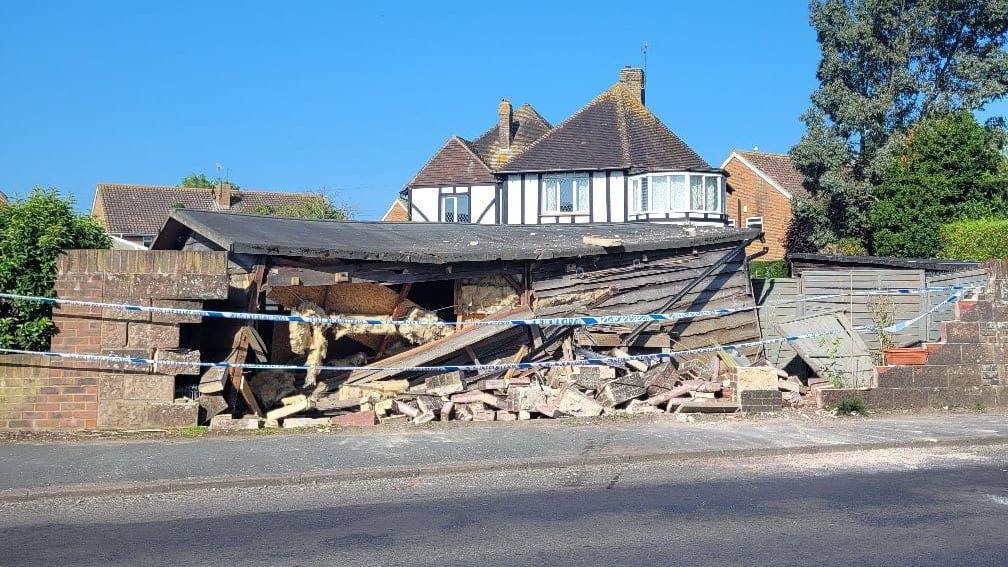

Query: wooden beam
left=502, top=345, right=529, bottom=382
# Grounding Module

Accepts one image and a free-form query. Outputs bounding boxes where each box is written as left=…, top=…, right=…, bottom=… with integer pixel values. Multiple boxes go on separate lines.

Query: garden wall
left=0, top=250, right=228, bottom=430
left=817, top=260, right=1008, bottom=410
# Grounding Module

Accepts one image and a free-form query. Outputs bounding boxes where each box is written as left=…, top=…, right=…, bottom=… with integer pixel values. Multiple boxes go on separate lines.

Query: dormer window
left=542, top=173, right=589, bottom=214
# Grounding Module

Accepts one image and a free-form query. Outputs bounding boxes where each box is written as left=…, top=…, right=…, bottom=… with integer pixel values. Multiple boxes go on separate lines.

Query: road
left=5, top=412, right=1008, bottom=496
left=2, top=445, right=1007, bottom=566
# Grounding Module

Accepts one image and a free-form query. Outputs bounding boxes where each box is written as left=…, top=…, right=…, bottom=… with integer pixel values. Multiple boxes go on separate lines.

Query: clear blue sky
left=1, top=1, right=1004, bottom=220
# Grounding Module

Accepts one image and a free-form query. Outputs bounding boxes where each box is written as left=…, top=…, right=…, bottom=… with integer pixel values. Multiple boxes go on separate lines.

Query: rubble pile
left=214, top=346, right=815, bottom=429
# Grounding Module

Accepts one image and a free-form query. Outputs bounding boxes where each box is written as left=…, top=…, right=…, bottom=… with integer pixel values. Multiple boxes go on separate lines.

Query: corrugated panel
left=775, top=313, right=874, bottom=387
left=753, top=278, right=803, bottom=369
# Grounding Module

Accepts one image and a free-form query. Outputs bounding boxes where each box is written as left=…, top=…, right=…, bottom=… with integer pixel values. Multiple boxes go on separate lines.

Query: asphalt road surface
left=2, top=445, right=1007, bottom=566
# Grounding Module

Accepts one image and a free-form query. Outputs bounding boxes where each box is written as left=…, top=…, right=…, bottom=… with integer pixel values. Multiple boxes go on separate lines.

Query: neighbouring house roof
left=92, top=183, right=319, bottom=237
left=499, top=83, right=713, bottom=175
left=405, top=137, right=498, bottom=189
left=405, top=103, right=552, bottom=190
left=723, top=150, right=809, bottom=199
left=0, top=191, right=7, bottom=204
left=155, top=209, right=758, bottom=263
left=382, top=198, right=409, bottom=222
left=468, top=104, right=553, bottom=170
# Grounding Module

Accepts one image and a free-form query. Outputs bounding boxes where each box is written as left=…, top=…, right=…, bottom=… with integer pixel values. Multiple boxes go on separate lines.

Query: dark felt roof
left=733, top=151, right=809, bottom=198
left=155, top=209, right=758, bottom=263
left=468, top=104, right=552, bottom=170
left=94, top=183, right=318, bottom=237
left=788, top=253, right=980, bottom=274
left=405, top=137, right=498, bottom=189
left=499, top=84, right=713, bottom=174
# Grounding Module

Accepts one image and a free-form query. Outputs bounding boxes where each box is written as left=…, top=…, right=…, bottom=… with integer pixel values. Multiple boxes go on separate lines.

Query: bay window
left=542, top=173, right=589, bottom=214
left=630, top=172, right=723, bottom=215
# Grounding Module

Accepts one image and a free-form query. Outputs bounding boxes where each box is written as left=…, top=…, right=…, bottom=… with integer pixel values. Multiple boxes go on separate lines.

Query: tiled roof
left=733, top=151, right=809, bottom=198
left=499, top=83, right=712, bottom=174
left=405, top=136, right=498, bottom=189
left=468, top=104, right=552, bottom=169
left=93, top=183, right=319, bottom=236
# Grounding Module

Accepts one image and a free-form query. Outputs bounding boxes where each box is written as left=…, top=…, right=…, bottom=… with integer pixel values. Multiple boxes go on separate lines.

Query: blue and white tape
left=0, top=285, right=976, bottom=329
left=0, top=291, right=963, bottom=374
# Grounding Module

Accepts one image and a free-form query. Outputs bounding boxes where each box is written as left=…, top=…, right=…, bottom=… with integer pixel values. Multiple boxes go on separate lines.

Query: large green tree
left=0, top=189, right=111, bottom=350
left=870, top=111, right=1008, bottom=257
left=788, top=0, right=1008, bottom=253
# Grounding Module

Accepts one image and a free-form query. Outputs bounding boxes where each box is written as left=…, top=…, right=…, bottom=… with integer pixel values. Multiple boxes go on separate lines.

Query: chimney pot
left=619, top=66, right=645, bottom=105
left=498, top=98, right=512, bottom=150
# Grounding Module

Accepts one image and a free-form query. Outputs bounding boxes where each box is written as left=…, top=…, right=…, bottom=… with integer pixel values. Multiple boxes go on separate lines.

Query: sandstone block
left=154, top=348, right=201, bottom=375
left=127, top=322, right=180, bottom=349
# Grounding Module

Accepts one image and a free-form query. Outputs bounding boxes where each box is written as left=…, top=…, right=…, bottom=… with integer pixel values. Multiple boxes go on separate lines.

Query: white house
left=399, top=67, right=727, bottom=226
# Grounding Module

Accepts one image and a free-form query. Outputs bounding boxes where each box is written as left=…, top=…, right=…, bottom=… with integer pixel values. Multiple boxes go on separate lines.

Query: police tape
left=0, top=291, right=964, bottom=374
left=0, top=284, right=978, bottom=329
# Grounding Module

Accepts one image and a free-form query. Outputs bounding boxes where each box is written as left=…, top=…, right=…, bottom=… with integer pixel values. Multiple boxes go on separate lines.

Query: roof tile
left=734, top=151, right=809, bottom=198
left=499, top=84, right=712, bottom=174
left=94, top=184, right=320, bottom=236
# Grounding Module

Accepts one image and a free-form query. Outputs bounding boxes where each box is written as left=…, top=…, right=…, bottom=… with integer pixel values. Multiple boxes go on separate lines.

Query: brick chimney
left=619, top=66, right=645, bottom=105
left=498, top=98, right=512, bottom=150
left=213, top=180, right=233, bottom=208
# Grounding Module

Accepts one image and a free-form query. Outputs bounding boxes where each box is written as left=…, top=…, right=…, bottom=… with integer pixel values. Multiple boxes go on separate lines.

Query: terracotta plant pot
left=884, top=347, right=929, bottom=366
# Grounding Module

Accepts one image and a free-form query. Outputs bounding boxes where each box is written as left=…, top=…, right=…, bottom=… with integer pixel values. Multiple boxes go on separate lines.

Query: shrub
left=749, top=260, right=790, bottom=279
left=939, top=218, right=1008, bottom=260
left=0, top=188, right=110, bottom=350
left=834, top=396, right=867, bottom=416
left=819, top=237, right=867, bottom=256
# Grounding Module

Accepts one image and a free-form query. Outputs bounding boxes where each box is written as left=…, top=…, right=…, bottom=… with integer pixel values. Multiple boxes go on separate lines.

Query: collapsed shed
left=152, top=210, right=762, bottom=424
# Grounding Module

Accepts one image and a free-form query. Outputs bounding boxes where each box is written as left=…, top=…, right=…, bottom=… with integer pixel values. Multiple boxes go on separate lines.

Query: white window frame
left=440, top=194, right=470, bottom=223
left=541, top=173, right=590, bottom=214
left=629, top=172, right=723, bottom=215
left=745, top=216, right=764, bottom=231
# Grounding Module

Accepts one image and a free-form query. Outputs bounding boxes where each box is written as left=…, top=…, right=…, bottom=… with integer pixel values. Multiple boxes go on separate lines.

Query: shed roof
left=155, top=209, right=758, bottom=264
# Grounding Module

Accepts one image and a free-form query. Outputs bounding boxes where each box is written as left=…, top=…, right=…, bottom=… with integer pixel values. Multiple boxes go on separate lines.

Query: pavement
left=2, top=411, right=1008, bottom=501
left=2, top=444, right=1007, bottom=566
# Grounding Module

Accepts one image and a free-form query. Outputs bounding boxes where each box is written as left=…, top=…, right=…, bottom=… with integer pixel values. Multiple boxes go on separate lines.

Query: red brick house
left=381, top=198, right=409, bottom=222
left=720, top=150, right=808, bottom=259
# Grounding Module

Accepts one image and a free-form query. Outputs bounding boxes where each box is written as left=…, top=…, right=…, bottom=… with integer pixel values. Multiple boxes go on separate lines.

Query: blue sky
left=1, top=2, right=1004, bottom=220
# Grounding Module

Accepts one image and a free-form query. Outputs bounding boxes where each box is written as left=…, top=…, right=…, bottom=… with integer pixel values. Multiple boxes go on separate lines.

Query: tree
left=180, top=173, right=214, bottom=188
left=0, top=189, right=111, bottom=350
left=254, top=194, right=351, bottom=220
left=180, top=173, right=240, bottom=191
left=788, top=0, right=1008, bottom=252
left=870, top=111, right=1008, bottom=257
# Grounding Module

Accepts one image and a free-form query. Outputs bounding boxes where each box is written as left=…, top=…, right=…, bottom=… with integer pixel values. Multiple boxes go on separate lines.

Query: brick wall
left=723, top=156, right=793, bottom=260
left=0, top=250, right=228, bottom=430
left=817, top=261, right=1008, bottom=410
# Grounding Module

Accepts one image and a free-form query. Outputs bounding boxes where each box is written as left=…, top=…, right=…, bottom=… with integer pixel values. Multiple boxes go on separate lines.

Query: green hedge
left=940, top=218, right=1008, bottom=260
left=749, top=260, right=790, bottom=279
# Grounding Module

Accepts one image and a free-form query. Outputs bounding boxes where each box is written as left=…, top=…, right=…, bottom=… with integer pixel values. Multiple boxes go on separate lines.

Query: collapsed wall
left=0, top=250, right=228, bottom=430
